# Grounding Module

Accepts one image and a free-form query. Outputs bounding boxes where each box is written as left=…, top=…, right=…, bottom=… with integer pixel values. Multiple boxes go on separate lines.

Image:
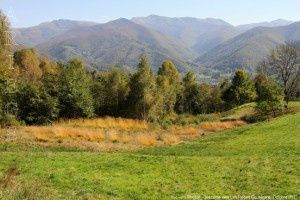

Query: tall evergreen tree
left=58, top=59, right=94, bottom=118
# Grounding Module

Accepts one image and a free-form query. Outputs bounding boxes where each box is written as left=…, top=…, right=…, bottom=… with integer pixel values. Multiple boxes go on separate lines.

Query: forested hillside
left=36, top=18, right=197, bottom=72
left=13, top=16, right=300, bottom=77
left=197, top=22, right=300, bottom=73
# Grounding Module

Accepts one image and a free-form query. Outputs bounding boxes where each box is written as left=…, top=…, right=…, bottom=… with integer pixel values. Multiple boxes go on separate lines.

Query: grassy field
left=0, top=104, right=299, bottom=199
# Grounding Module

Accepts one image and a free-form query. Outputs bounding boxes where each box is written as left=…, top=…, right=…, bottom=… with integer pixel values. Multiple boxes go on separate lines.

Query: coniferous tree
left=58, top=59, right=94, bottom=118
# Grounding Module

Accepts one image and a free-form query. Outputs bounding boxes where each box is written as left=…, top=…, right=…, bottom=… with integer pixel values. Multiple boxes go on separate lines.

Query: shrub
left=0, top=114, right=20, bottom=128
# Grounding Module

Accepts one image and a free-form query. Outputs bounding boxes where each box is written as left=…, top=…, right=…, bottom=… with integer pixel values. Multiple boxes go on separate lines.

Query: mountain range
left=36, top=18, right=196, bottom=72
left=236, top=19, right=293, bottom=31
left=197, top=22, right=300, bottom=73
left=14, top=16, right=300, bottom=78
left=14, top=19, right=97, bottom=46
left=132, top=15, right=241, bottom=55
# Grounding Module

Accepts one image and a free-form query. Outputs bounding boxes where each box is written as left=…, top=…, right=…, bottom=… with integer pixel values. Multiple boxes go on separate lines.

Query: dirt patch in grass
left=0, top=164, right=19, bottom=189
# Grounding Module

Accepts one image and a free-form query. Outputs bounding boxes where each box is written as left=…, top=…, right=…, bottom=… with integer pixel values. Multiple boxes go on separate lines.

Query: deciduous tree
left=255, top=73, right=284, bottom=117
left=258, top=43, right=300, bottom=107
left=127, top=56, right=156, bottom=121
left=14, top=48, right=42, bottom=82
left=157, top=61, right=180, bottom=116
left=17, top=81, right=59, bottom=125
left=222, top=70, right=256, bottom=107
left=58, top=59, right=94, bottom=118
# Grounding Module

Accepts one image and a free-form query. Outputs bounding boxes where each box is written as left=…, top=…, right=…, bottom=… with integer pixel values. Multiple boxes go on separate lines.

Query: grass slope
left=0, top=112, right=299, bottom=199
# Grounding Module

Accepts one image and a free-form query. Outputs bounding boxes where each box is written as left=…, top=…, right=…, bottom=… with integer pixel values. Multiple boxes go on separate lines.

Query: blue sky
left=2, top=0, right=300, bottom=28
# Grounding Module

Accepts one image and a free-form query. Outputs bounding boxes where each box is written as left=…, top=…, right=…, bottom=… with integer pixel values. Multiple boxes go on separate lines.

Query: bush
left=0, top=114, right=21, bottom=128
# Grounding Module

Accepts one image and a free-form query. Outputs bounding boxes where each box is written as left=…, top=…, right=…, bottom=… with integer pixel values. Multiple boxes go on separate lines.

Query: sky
left=1, top=0, right=300, bottom=28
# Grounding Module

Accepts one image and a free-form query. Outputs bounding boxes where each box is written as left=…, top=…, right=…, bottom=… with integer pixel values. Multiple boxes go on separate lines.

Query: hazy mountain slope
left=36, top=18, right=197, bottom=72
left=132, top=15, right=241, bottom=55
left=14, top=19, right=98, bottom=46
left=237, top=19, right=293, bottom=31
left=196, top=22, right=300, bottom=72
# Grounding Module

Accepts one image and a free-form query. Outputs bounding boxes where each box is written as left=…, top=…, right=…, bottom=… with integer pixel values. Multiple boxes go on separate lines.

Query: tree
left=157, top=61, right=180, bottom=116
left=58, top=59, right=94, bottom=118
left=197, top=83, right=211, bottom=114
left=14, top=48, right=42, bottom=82
left=255, top=74, right=284, bottom=117
left=0, top=10, right=16, bottom=117
left=127, top=56, right=156, bottom=121
left=208, top=86, right=224, bottom=113
left=0, top=10, right=12, bottom=81
left=198, top=83, right=224, bottom=114
left=40, top=58, right=59, bottom=97
left=182, top=71, right=201, bottom=114
left=96, top=68, right=130, bottom=116
left=17, top=81, right=59, bottom=125
left=222, top=70, right=256, bottom=107
left=258, top=43, right=300, bottom=107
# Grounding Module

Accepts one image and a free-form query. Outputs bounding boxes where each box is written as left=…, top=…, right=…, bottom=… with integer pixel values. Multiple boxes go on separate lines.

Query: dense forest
left=0, top=11, right=299, bottom=126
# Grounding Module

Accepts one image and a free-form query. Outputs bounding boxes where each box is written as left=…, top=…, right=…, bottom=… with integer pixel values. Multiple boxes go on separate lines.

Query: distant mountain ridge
left=13, top=16, right=299, bottom=76
left=36, top=18, right=197, bottom=72
left=237, top=19, right=293, bottom=31
left=14, top=19, right=97, bottom=46
left=132, top=15, right=241, bottom=55
left=196, top=22, right=300, bottom=73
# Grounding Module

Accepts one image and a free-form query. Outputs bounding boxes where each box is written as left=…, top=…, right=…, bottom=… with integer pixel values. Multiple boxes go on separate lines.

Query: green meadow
left=1, top=109, right=299, bottom=199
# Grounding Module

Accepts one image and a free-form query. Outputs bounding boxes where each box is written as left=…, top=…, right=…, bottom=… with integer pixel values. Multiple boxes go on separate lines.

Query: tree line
left=0, top=11, right=299, bottom=125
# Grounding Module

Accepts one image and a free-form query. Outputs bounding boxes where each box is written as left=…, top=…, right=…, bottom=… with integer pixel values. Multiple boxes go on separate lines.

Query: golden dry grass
left=106, top=130, right=120, bottom=143
left=56, top=117, right=148, bottom=131
left=136, top=134, right=157, bottom=146
left=170, top=126, right=200, bottom=135
left=23, top=123, right=181, bottom=149
left=12, top=117, right=247, bottom=151
left=25, top=126, right=105, bottom=142
left=200, top=120, right=246, bottom=132
left=162, top=134, right=181, bottom=145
